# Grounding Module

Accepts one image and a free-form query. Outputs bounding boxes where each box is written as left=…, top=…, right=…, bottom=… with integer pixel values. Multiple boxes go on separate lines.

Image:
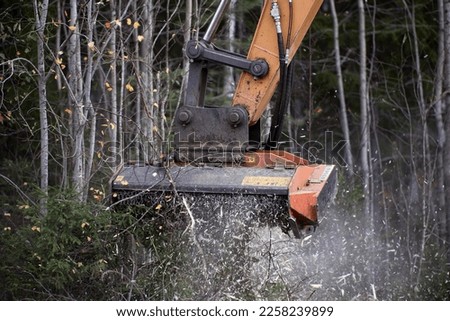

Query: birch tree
left=329, top=0, right=353, bottom=178
left=109, top=0, right=118, bottom=171
left=67, top=0, right=87, bottom=199
left=84, top=0, right=98, bottom=200
left=435, top=0, right=446, bottom=245
left=443, top=0, right=450, bottom=263
left=180, top=0, right=193, bottom=108
left=140, top=0, right=155, bottom=163
left=132, top=0, right=143, bottom=162
left=358, top=0, right=375, bottom=295
left=33, top=0, right=49, bottom=215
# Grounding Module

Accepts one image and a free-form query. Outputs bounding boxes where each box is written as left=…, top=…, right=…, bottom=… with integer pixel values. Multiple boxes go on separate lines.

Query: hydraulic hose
left=266, top=0, right=294, bottom=149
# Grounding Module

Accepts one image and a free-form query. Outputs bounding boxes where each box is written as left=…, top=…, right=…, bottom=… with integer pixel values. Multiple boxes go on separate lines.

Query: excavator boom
left=233, top=0, right=323, bottom=125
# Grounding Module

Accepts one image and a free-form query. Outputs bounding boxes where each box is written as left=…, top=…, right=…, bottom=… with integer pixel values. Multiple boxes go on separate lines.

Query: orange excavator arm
left=233, top=0, right=323, bottom=126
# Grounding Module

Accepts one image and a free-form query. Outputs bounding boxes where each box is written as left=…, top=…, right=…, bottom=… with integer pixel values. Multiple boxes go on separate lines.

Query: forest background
left=1, top=0, right=450, bottom=300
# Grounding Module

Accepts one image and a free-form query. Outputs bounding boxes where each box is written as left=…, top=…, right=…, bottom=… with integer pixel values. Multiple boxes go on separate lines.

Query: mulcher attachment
left=110, top=0, right=336, bottom=239
left=111, top=150, right=337, bottom=238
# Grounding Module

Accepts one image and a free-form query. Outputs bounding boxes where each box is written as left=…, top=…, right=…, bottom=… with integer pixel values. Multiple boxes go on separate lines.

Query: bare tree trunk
left=55, top=0, right=69, bottom=190
left=436, top=0, right=447, bottom=246
left=140, top=0, right=155, bottom=163
left=83, top=1, right=98, bottom=201
left=179, top=0, right=192, bottom=109
left=329, top=0, right=353, bottom=178
left=402, top=0, right=432, bottom=292
left=155, top=71, right=162, bottom=155
left=33, top=0, right=49, bottom=216
left=443, top=0, right=450, bottom=264
left=161, top=0, right=172, bottom=152
left=358, top=0, right=375, bottom=294
left=118, top=4, right=126, bottom=168
left=55, top=0, right=63, bottom=94
left=84, top=0, right=97, bottom=201
left=132, top=0, right=142, bottom=162
left=109, top=0, right=118, bottom=172
left=68, top=0, right=86, bottom=200
left=366, top=0, right=391, bottom=288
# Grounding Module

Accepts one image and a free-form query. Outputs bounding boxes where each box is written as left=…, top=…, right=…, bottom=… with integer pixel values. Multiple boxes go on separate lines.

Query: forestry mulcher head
left=111, top=0, right=336, bottom=238
left=111, top=151, right=336, bottom=238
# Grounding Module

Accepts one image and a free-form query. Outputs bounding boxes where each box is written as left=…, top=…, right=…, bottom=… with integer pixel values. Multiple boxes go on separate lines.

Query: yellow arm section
left=232, top=0, right=323, bottom=125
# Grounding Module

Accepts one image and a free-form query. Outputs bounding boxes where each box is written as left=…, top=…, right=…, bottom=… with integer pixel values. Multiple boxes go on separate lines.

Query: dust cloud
left=168, top=193, right=380, bottom=300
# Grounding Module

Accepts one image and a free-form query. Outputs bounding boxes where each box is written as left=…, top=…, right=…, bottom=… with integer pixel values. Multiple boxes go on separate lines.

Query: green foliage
left=0, top=190, right=107, bottom=299
left=0, top=188, right=193, bottom=300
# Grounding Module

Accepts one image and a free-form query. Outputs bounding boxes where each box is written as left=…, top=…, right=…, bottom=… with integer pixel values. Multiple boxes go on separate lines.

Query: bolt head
left=229, top=111, right=241, bottom=124
left=178, top=110, right=191, bottom=124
